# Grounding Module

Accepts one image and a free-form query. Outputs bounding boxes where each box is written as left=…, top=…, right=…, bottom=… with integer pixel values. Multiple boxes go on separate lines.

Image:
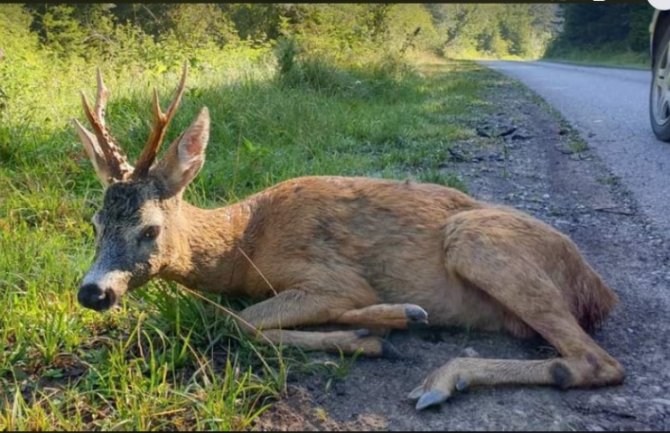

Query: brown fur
left=75, top=72, right=624, bottom=409
left=160, top=176, right=617, bottom=330
left=154, top=175, right=625, bottom=404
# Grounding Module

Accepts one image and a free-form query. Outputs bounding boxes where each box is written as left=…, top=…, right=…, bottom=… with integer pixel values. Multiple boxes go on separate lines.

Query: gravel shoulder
left=480, top=60, right=670, bottom=239
left=253, top=67, right=670, bottom=431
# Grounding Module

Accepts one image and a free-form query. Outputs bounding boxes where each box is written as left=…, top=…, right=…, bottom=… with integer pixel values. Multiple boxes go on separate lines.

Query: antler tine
left=133, top=62, right=188, bottom=178
left=94, top=68, right=108, bottom=124
left=79, top=68, right=133, bottom=181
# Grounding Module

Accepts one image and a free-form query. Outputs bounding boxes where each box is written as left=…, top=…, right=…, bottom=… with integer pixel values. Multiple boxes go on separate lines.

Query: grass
left=597, top=175, right=620, bottom=186
left=0, top=50, right=499, bottom=429
left=543, top=46, right=650, bottom=70
left=568, top=139, right=589, bottom=154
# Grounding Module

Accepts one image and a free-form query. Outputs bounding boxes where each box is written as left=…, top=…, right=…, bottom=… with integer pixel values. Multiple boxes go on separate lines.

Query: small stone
left=651, top=398, right=670, bottom=407
left=588, top=394, right=604, bottom=405
left=462, top=347, right=479, bottom=358
left=612, top=396, right=627, bottom=405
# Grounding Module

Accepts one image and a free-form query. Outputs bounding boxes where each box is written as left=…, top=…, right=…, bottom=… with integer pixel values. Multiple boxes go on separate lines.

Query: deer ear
left=73, top=119, right=114, bottom=187
left=153, top=107, right=210, bottom=197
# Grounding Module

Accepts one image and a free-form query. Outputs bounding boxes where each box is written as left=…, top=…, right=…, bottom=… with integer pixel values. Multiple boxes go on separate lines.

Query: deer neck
left=161, top=199, right=256, bottom=295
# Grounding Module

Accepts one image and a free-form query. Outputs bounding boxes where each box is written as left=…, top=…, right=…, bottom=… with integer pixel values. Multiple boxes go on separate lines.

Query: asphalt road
left=480, top=60, right=670, bottom=237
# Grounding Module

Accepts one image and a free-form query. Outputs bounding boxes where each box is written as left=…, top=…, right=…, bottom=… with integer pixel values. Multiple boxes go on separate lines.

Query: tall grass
left=0, top=37, right=499, bottom=428
left=543, top=42, right=650, bottom=69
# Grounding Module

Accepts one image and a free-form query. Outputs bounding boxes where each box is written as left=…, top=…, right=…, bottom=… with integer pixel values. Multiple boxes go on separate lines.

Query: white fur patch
left=82, top=268, right=131, bottom=297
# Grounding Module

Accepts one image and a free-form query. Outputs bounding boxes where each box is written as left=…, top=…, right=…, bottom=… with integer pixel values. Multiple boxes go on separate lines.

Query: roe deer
left=73, top=65, right=624, bottom=410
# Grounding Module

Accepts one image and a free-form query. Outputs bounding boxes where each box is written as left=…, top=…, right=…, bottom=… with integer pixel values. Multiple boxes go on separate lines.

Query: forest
left=0, top=4, right=655, bottom=69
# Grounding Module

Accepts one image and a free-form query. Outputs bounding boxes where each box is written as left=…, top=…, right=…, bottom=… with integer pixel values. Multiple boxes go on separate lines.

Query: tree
left=29, top=4, right=88, bottom=57
left=548, top=4, right=654, bottom=53
left=163, top=4, right=239, bottom=49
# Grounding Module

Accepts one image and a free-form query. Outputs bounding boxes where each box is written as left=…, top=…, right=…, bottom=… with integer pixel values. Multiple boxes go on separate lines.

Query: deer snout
left=78, top=283, right=117, bottom=311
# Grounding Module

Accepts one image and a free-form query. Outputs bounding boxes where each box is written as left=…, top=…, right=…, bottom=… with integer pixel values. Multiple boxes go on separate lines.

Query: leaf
left=43, top=368, right=64, bottom=379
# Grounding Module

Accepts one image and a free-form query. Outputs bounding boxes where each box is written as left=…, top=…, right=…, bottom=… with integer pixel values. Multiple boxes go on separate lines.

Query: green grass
left=543, top=46, right=650, bottom=70
left=0, top=51, right=498, bottom=429
left=568, top=139, right=589, bottom=154
left=597, top=175, right=620, bottom=186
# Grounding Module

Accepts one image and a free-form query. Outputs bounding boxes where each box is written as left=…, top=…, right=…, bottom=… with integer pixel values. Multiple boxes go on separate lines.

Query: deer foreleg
left=259, top=328, right=395, bottom=357
left=236, top=289, right=414, bottom=357
left=334, top=303, right=428, bottom=329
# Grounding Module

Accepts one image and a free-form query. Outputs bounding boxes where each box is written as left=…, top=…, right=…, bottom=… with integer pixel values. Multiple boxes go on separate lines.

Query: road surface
left=480, top=60, right=670, bottom=237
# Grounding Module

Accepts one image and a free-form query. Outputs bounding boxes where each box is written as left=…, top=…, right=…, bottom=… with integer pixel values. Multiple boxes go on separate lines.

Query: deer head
left=74, top=64, right=210, bottom=311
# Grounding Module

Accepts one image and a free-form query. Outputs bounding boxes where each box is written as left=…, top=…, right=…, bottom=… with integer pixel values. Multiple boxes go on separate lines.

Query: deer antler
left=75, top=68, right=133, bottom=182
left=133, top=62, right=188, bottom=178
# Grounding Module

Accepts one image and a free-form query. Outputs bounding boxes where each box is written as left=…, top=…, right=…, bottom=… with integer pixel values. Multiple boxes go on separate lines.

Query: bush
left=275, top=36, right=300, bottom=75
left=274, top=35, right=416, bottom=101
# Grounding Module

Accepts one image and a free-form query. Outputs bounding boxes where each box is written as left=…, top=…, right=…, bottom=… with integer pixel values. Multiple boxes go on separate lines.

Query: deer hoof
left=415, top=389, right=449, bottom=410
left=404, top=304, right=428, bottom=325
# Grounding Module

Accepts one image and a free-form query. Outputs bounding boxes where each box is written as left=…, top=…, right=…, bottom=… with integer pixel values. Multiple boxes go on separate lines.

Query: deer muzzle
left=78, top=267, right=131, bottom=311
left=78, top=283, right=117, bottom=311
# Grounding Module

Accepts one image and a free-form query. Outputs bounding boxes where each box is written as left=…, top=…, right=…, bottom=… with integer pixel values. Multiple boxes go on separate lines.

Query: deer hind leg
left=409, top=212, right=624, bottom=410
left=409, top=314, right=624, bottom=410
left=237, top=289, right=425, bottom=357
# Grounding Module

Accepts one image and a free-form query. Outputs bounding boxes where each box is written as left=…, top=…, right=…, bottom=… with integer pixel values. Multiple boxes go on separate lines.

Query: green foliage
left=31, top=5, right=87, bottom=57
left=629, top=6, right=654, bottom=52
left=422, top=3, right=652, bottom=64
left=225, top=3, right=284, bottom=42
left=427, top=4, right=561, bottom=59
left=274, top=37, right=416, bottom=102
left=0, top=4, right=40, bottom=58
left=386, top=5, right=441, bottom=54
left=164, top=4, right=239, bottom=49
left=499, top=6, right=533, bottom=56
left=546, top=4, right=654, bottom=61
left=275, top=36, right=300, bottom=75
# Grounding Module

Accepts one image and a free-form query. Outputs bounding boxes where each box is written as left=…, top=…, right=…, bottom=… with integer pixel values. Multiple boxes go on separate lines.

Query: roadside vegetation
left=427, top=4, right=560, bottom=60
left=544, top=4, right=654, bottom=69
left=428, top=4, right=653, bottom=69
left=0, top=4, right=500, bottom=429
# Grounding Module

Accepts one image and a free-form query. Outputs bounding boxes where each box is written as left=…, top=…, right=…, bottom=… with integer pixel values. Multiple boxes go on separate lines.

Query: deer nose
left=77, top=283, right=116, bottom=311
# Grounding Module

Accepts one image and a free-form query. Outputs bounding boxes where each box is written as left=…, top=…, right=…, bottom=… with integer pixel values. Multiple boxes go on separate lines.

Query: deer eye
left=139, top=225, right=161, bottom=242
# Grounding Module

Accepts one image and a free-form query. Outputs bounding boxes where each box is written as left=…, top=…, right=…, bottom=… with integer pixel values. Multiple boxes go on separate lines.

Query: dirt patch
left=253, top=72, right=670, bottom=430
left=253, top=385, right=386, bottom=431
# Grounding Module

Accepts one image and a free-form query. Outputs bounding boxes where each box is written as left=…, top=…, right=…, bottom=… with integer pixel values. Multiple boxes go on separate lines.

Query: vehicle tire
left=650, top=22, right=670, bottom=141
